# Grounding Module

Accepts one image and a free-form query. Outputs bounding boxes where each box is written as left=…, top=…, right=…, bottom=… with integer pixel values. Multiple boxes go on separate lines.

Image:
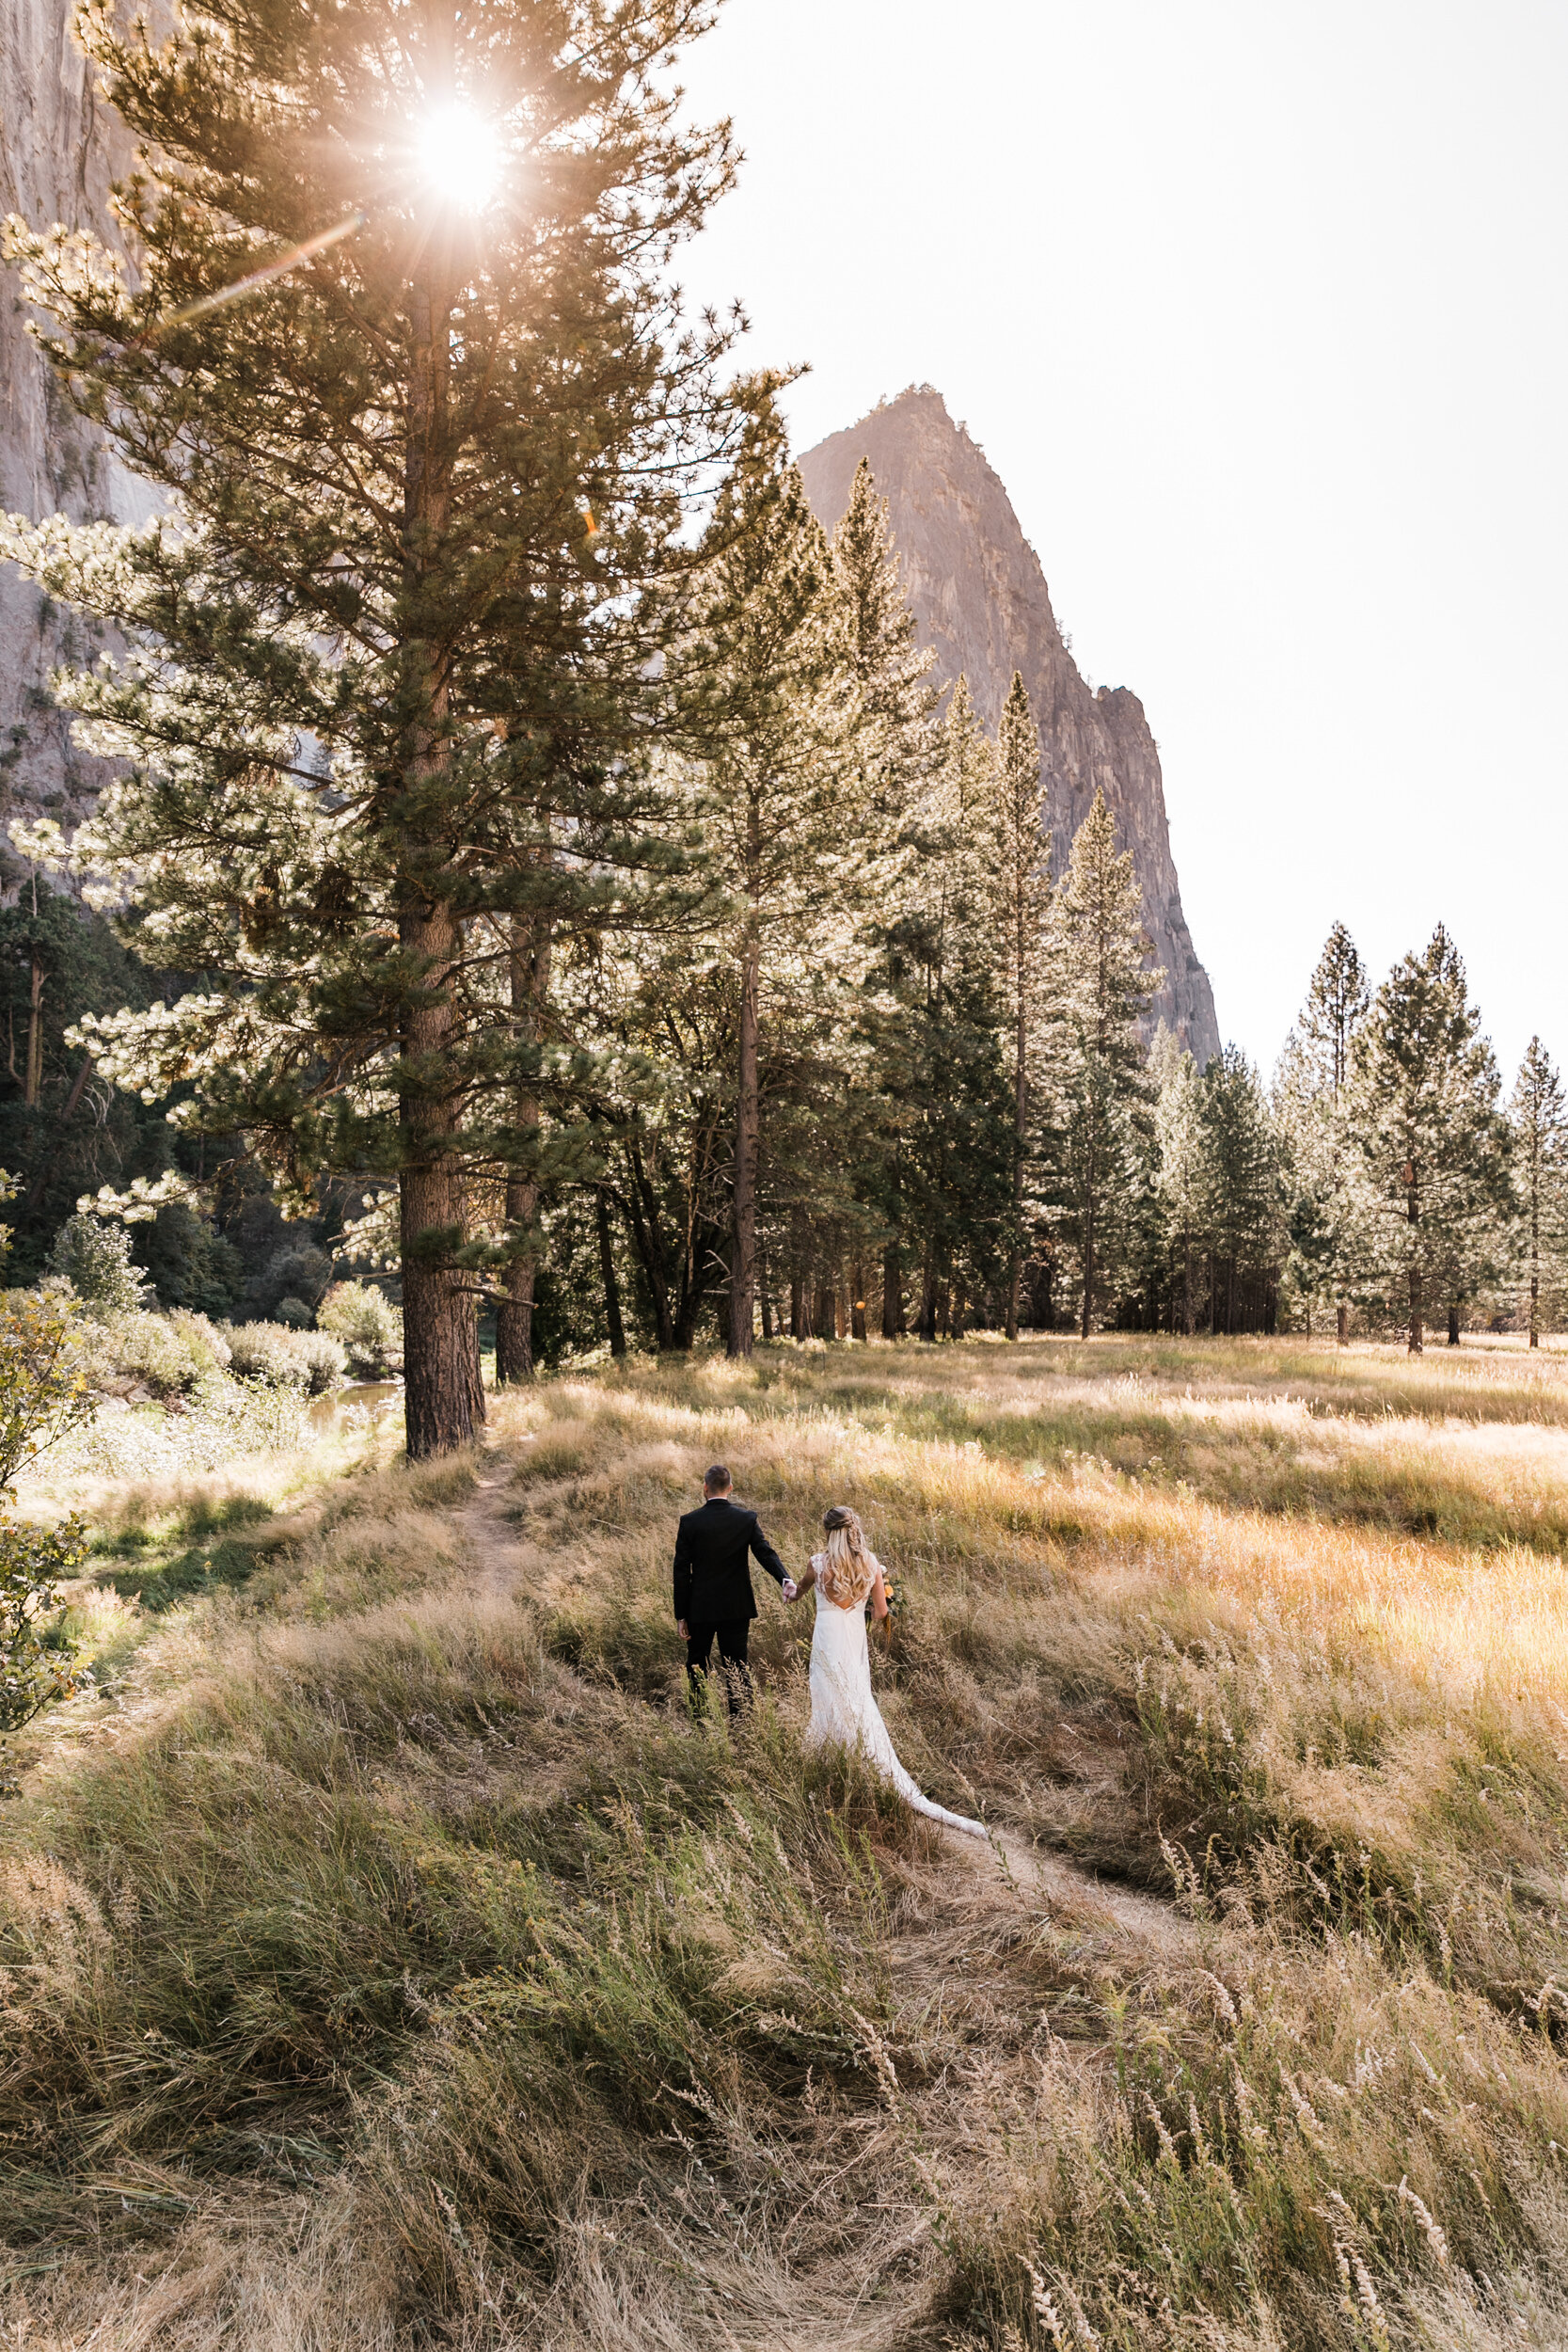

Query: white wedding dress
left=804, top=1559, right=988, bottom=1838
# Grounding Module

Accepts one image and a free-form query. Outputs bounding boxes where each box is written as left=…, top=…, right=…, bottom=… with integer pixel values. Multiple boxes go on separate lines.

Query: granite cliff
left=799, top=388, right=1220, bottom=1065
left=0, top=0, right=141, bottom=837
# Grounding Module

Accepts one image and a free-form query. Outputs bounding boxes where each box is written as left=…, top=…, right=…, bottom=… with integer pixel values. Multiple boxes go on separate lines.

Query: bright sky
left=676, top=0, right=1567, bottom=1086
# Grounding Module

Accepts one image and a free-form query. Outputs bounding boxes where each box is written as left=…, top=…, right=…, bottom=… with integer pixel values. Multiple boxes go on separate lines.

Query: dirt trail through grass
left=462, top=1413, right=1192, bottom=1967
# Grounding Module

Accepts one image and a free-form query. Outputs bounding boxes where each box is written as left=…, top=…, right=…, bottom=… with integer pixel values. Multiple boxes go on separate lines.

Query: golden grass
left=3, top=1333, right=1568, bottom=2346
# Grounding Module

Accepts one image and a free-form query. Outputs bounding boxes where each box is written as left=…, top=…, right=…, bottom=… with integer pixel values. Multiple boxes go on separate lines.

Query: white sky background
left=674, top=0, right=1567, bottom=1084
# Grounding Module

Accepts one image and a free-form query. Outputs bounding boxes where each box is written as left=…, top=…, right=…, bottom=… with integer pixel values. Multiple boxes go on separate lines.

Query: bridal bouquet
left=879, top=1571, right=899, bottom=1647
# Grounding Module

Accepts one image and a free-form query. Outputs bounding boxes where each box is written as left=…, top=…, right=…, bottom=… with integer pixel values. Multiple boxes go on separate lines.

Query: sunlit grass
left=5, top=1334, right=1568, bottom=2346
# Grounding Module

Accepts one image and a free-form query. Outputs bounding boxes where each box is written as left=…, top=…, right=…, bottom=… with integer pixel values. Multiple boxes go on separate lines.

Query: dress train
left=804, top=1584, right=988, bottom=1838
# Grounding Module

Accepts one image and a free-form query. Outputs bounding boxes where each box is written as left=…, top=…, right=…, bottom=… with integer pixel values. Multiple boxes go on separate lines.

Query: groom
left=673, top=1465, right=798, bottom=1717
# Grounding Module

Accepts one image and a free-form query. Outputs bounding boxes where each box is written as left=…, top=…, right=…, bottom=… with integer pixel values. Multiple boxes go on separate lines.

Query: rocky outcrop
left=0, top=0, right=137, bottom=843
left=799, top=387, right=1220, bottom=1066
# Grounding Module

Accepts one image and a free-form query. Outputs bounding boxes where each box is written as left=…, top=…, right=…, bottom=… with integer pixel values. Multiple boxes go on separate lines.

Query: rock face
left=799, top=387, right=1220, bottom=1066
left=0, top=0, right=138, bottom=837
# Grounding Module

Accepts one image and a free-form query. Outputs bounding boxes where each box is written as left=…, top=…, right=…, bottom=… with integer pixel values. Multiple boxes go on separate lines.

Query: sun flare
left=417, top=102, right=505, bottom=212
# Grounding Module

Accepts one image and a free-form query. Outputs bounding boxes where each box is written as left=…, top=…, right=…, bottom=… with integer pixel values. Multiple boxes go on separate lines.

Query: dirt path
left=958, top=1822, right=1196, bottom=1956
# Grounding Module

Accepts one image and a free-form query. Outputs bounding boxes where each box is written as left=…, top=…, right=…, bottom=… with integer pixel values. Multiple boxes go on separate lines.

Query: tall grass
left=3, top=1335, right=1568, bottom=2346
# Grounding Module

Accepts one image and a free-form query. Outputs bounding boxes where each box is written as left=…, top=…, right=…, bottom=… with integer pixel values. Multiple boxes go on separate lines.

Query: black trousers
left=685, top=1618, right=752, bottom=1716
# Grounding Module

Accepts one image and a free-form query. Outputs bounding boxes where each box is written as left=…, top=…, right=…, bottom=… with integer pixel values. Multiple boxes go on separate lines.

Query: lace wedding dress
left=804, top=1554, right=988, bottom=1838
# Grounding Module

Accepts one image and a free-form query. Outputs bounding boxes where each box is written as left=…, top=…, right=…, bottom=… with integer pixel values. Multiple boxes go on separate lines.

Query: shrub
left=275, top=1295, right=311, bottom=1329
left=0, top=1512, right=89, bottom=1784
left=45, top=1215, right=146, bottom=1317
left=68, top=1377, right=311, bottom=1480
left=223, top=1321, right=313, bottom=1389
left=98, top=1310, right=201, bottom=1399
left=168, top=1310, right=231, bottom=1375
left=223, top=1321, right=343, bottom=1396
left=318, top=1281, right=403, bottom=1377
left=296, top=1329, right=347, bottom=1395
left=0, top=1286, right=93, bottom=1778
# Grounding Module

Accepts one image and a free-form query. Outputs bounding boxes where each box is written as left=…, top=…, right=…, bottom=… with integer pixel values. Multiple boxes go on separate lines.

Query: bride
left=788, top=1505, right=988, bottom=1838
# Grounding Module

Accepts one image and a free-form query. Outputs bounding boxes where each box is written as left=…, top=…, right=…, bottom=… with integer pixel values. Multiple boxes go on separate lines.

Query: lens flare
left=418, top=103, right=505, bottom=212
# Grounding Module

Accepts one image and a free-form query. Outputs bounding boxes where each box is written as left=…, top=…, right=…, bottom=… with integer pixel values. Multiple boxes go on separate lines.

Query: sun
left=416, top=103, right=506, bottom=213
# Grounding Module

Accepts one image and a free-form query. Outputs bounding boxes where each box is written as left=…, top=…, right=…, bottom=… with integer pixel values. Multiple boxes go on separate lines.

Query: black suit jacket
left=673, top=1496, right=787, bottom=1625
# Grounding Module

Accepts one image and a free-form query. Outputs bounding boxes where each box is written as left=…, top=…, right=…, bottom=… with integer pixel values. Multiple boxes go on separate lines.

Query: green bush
left=96, top=1310, right=205, bottom=1398
left=45, top=1214, right=146, bottom=1316
left=223, top=1320, right=343, bottom=1396
left=318, top=1280, right=403, bottom=1377
left=275, top=1294, right=311, bottom=1329
left=168, top=1309, right=232, bottom=1375
left=296, top=1329, right=346, bottom=1395
left=0, top=1511, right=88, bottom=1783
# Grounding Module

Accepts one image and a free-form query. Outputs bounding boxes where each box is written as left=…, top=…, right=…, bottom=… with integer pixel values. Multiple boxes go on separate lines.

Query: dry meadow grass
left=3, top=1333, right=1568, bottom=2347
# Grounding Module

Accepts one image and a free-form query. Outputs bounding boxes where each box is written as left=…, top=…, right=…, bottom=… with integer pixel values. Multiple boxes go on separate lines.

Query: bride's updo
left=816, top=1503, right=879, bottom=1608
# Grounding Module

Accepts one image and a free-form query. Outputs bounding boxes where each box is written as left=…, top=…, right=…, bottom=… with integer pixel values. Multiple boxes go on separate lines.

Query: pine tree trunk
left=595, top=1185, right=626, bottom=1358
left=881, top=1238, right=903, bottom=1337
left=497, top=915, right=550, bottom=1385
left=728, top=939, right=759, bottom=1359
left=1530, top=1188, right=1541, bottom=1347
left=919, top=1237, right=939, bottom=1343
left=850, top=1259, right=867, bottom=1342
left=758, top=1248, right=774, bottom=1341
left=1337, top=1304, right=1348, bottom=1347
left=401, top=1152, right=480, bottom=1456
left=622, top=1146, right=675, bottom=1350
left=1080, top=1200, right=1095, bottom=1342
left=397, top=246, right=479, bottom=1457
left=1006, top=993, right=1025, bottom=1341
left=1447, top=1302, right=1460, bottom=1346
left=1407, top=1173, right=1422, bottom=1354
left=24, top=960, right=45, bottom=1108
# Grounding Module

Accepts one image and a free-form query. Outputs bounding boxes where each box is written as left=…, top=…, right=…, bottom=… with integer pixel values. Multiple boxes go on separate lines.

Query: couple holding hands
left=673, top=1465, right=988, bottom=1838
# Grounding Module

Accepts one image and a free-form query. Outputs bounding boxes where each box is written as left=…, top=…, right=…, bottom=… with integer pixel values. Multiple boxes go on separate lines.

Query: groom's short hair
left=704, top=1465, right=732, bottom=1495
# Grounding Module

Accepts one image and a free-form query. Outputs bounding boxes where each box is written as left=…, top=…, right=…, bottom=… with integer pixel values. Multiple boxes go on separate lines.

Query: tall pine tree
left=988, top=673, right=1052, bottom=1339
left=1053, top=792, right=1161, bottom=1336
left=1275, top=923, right=1369, bottom=1342
left=1343, top=927, right=1511, bottom=1353
left=1508, top=1037, right=1568, bottom=1348
left=2, top=0, right=741, bottom=1450
left=669, top=405, right=857, bottom=1359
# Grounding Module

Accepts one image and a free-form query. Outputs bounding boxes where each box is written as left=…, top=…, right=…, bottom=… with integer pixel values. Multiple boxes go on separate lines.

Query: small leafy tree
left=0, top=1513, right=90, bottom=1764
left=318, top=1280, right=404, bottom=1377
left=46, top=1210, right=147, bottom=1315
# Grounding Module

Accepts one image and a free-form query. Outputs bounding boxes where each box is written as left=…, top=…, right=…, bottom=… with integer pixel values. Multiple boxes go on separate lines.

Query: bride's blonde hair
left=817, top=1503, right=879, bottom=1606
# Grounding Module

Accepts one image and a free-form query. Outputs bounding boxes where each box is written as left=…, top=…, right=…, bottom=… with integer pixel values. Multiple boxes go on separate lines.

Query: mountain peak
left=798, top=394, right=1219, bottom=1065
